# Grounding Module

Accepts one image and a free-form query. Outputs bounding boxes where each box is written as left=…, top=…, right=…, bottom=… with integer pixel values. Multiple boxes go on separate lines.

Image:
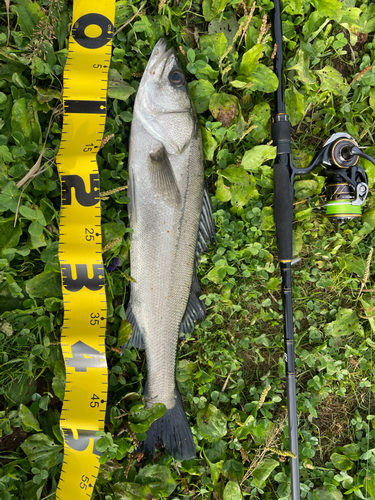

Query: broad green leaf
left=52, top=361, right=65, bottom=402
left=233, top=414, right=255, bottom=440
left=20, top=433, right=63, bottom=469
left=102, top=221, right=126, bottom=254
left=5, top=377, right=37, bottom=407
left=215, top=175, right=232, bottom=202
left=209, top=93, right=239, bottom=127
left=206, top=265, right=227, bottom=283
left=238, top=44, right=266, bottom=77
left=189, top=80, right=215, bottom=113
left=360, top=145, right=375, bottom=188
left=223, top=481, right=241, bottom=500
left=345, top=255, right=365, bottom=277
left=25, top=270, right=62, bottom=299
left=113, top=481, right=153, bottom=500
left=117, top=320, right=132, bottom=347
left=135, top=464, right=176, bottom=498
left=293, top=230, right=303, bottom=256
left=295, top=205, right=313, bottom=221
left=249, top=103, right=271, bottom=142
left=331, top=453, right=353, bottom=471
left=189, top=61, right=219, bottom=82
left=11, top=98, right=41, bottom=144
left=285, top=85, right=304, bottom=126
left=19, top=404, right=41, bottom=432
left=316, top=66, right=350, bottom=97
left=176, top=359, right=197, bottom=383
left=220, top=166, right=249, bottom=185
left=0, top=218, right=22, bottom=255
left=364, top=470, right=375, bottom=499
left=362, top=208, right=375, bottom=229
left=200, top=32, right=228, bottom=61
left=108, top=69, right=135, bottom=102
left=222, top=459, right=244, bottom=480
left=288, top=50, right=316, bottom=88
left=247, top=65, right=279, bottom=93
left=28, top=221, right=44, bottom=238
left=204, top=441, right=226, bottom=485
left=313, top=488, right=343, bottom=500
left=311, top=0, right=343, bottom=21
left=231, top=182, right=259, bottom=207
left=335, top=443, right=361, bottom=461
left=208, top=16, right=239, bottom=45
left=294, top=179, right=319, bottom=199
left=241, top=145, right=276, bottom=172
left=324, top=309, right=359, bottom=337
left=202, top=0, right=228, bottom=22
left=260, top=207, right=274, bottom=231
left=11, top=0, right=45, bottom=37
left=252, top=458, right=279, bottom=487
left=34, top=86, right=62, bottom=104
left=129, top=403, right=165, bottom=433
left=197, top=404, right=227, bottom=441
left=284, top=0, right=303, bottom=15
left=201, top=126, right=218, bottom=161
left=19, top=205, right=46, bottom=224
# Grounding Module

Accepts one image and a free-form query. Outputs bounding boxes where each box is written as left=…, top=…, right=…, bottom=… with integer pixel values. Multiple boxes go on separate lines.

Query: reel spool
left=320, top=134, right=370, bottom=222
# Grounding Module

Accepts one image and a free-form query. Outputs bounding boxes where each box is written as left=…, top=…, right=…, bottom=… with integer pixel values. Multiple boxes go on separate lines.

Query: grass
left=0, top=0, right=375, bottom=499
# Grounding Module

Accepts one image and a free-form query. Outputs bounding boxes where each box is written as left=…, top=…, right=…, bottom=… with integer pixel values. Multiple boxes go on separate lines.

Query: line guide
left=55, top=1, right=115, bottom=497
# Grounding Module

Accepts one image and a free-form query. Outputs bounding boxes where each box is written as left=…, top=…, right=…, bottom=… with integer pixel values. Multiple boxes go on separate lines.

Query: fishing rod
left=272, top=1, right=374, bottom=498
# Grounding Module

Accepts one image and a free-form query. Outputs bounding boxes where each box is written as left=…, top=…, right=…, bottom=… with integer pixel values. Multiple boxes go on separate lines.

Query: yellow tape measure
left=55, top=1, right=115, bottom=497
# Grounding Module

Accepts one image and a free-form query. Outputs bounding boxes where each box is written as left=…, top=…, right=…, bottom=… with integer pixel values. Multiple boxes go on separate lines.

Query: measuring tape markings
left=56, top=1, right=115, bottom=497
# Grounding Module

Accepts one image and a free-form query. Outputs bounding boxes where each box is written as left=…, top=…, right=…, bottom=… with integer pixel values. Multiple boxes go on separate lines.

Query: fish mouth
left=146, top=38, right=175, bottom=80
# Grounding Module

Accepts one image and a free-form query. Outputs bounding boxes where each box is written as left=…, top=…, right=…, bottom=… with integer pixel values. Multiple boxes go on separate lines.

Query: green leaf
left=364, top=470, right=375, bottom=499
left=335, top=443, right=361, bottom=461
left=311, top=0, right=343, bottom=21
left=222, top=459, right=244, bottom=480
left=360, top=146, right=375, bottom=188
left=129, top=403, right=165, bottom=433
left=233, top=414, right=255, bottom=440
left=203, top=0, right=228, bottom=22
left=238, top=44, right=266, bottom=77
left=11, top=0, right=45, bottom=37
left=285, top=85, right=304, bottom=126
left=201, top=126, right=218, bottom=161
left=215, top=175, right=232, bottom=202
left=117, top=320, right=132, bottom=348
left=176, top=359, right=197, bottom=383
left=200, top=32, right=228, bottom=61
left=20, top=433, right=63, bottom=469
left=102, top=221, right=126, bottom=253
left=11, top=98, right=41, bottom=144
left=189, top=61, right=219, bottom=82
left=315, top=66, right=350, bottom=97
left=294, top=179, right=319, bottom=199
left=324, top=309, right=360, bottom=337
left=113, top=482, right=153, bottom=500
left=330, top=453, right=353, bottom=471
left=0, top=218, right=22, bottom=256
left=288, top=50, right=316, bottom=88
left=313, top=488, right=343, bottom=500
left=19, top=404, right=41, bottom=432
left=260, top=207, right=275, bottom=231
left=247, top=64, right=279, bottom=93
left=25, top=270, right=62, bottom=299
left=28, top=221, right=44, bottom=238
left=252, top=458, right=279, bottom=487
left=241, top=145, right=276, bottom=172
left=204, top=440, right=226, bottom=485
left=197, top=404, right=227, bottom=441
left=108, top=69, right=135, bottom=102
left=189, top=80, right=215, bottom=114
left=223, top=481, right=241, bottom=500
left=249, top=103, right=271, bottom=142
left=209, top=93, right=238, bottom=127
left=208, top=16, right=239, bottom=45
left=221, top=166, right=249, bottom=185
left=135, top=464, right=176, bottom=498
left=231, top=182, right=258, bottom=207
left=362, top=207, right=375, bottom=229
left=52, top=361, right=65, bottom=401
left=345, top=255, right=366, bottom=277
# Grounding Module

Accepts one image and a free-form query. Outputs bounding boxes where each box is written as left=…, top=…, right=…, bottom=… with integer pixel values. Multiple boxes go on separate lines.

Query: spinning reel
left=276, top=127, right=373, bottom=222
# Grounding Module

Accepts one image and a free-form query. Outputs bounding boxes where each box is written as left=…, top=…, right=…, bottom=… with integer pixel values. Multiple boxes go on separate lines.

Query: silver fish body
left=123, top=39, right=215, bottom=460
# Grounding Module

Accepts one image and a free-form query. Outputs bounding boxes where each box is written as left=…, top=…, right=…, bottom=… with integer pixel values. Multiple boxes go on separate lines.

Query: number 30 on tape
left=55, top=1, right=115, bottom=498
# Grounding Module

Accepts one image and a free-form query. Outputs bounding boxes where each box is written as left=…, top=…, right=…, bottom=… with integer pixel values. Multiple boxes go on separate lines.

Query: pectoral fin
left=149, top=146, right=182, bottom=206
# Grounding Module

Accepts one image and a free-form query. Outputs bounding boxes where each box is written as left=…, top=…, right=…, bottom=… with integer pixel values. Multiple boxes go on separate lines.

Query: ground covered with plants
left=0, top=0, right=375, bottom=498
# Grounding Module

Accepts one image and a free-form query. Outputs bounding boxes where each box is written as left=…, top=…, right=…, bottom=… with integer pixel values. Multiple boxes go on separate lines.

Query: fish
left=122, top=38, right=215, bottom=461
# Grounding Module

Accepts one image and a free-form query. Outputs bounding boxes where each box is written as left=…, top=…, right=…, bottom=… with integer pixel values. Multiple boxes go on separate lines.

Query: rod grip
left=273, top=163, right=293, bottom=261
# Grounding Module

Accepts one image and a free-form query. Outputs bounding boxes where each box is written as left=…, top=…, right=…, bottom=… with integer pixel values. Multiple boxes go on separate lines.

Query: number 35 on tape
left=55, top=1, right=115, bottom=498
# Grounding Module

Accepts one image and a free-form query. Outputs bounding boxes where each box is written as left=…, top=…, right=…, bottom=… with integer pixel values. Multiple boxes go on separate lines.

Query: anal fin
left=122, top=302, right=145, bottom=350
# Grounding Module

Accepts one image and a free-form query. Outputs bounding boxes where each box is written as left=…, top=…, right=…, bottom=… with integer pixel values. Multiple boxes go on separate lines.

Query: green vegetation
left=1, top=0, right=375, bottom=499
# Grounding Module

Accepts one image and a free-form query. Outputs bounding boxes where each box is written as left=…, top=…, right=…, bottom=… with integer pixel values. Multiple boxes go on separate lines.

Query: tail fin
left=140, top=390, right=196, bottom=461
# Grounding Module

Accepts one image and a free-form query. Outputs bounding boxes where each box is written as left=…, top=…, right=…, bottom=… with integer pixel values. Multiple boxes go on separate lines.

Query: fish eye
left=168, top=70, right=185, bottom=87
